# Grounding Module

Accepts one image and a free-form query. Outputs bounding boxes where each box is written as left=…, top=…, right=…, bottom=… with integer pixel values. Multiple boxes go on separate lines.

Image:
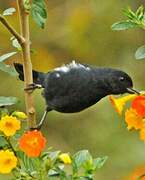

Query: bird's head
left=105, top=70, right=139, bottom=95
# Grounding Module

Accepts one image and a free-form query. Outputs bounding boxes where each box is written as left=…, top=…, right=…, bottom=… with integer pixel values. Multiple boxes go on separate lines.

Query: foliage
left=0, top=110, right=107, bottom=179
left=112, top=5, right=145, bottom=60
left=0, top=96, right=18, bottom=107
left=31, top=0, right=47, bottom=28
left=3, top=8, right=16, bottom=16
left=0, top=1, right=107, bottom=179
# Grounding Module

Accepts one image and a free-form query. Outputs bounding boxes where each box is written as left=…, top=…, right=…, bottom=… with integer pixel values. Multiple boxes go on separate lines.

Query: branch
left=0, top=14, right=25, bottom=45
left=17, top=0, right=36, bottom=128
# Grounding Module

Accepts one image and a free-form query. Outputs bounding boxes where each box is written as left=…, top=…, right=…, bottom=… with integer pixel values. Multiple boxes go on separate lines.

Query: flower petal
left=0, top=115, right=20, bottom=136
left=132, top=96, right=145, bottom=116
left=109, top=94, right=136, bottom=115
left=0, top=150, right=17, bottom=174
left=19, top=130, right=46, bottom=157
left=59, top=153, right=72, bottom=164
left=125, top=108, right=144, bottom=130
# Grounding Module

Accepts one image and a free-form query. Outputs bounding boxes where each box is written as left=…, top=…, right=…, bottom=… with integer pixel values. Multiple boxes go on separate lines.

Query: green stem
left=6, top=137, right=16, bottom=155
left=5, top=137, right=21, bottom=167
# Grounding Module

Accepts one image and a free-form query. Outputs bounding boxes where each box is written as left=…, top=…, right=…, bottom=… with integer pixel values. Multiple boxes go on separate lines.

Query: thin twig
left=17, top=0, right=36, bottom=128
left=0, top=14, right=25, bottom=45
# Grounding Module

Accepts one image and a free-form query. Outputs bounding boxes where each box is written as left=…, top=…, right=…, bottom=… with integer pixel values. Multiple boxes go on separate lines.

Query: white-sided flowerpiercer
left=14, top=61, right=139, bottom=129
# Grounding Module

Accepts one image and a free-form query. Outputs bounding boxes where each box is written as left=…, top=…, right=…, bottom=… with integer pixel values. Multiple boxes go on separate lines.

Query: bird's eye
left=119, top=76, right=125, bottom=81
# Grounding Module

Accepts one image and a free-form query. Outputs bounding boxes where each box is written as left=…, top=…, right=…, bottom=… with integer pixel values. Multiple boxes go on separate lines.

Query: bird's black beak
left=126, top=87, right=140, bottom=95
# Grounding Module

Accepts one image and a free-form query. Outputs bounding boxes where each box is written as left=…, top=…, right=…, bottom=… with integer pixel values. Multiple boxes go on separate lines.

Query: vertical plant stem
left=6, top=137, right=21, bottom=166
left=17, top=0, right=36, bottom=128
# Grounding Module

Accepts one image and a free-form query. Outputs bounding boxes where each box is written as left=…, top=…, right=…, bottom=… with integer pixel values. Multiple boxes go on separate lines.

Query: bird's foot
left=29, top=124, right=41, bottom=131
left=24, top=83, right=42, bottom=92
left=29, top=108, right=50, bottom=130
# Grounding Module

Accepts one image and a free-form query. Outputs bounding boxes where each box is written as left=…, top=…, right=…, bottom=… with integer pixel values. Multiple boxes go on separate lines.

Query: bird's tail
left=14, top=63, right=46, bottom=87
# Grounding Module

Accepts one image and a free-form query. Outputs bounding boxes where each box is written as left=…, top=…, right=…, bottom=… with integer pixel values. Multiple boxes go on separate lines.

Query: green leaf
left=123, top=7, right=136, bottom=20
left=31, top=0, right=47, bottom=28
left=48, top=169, right=59, bottom=177
left=0, top=52, right=17, bottom=62
left=135, top=45, right=145, bottom=59
left=0, top=136, right=8, bottom=148
left=73, top=150, right=92, bottom=173
left=0, top=96, right=18, bottom=107
left=49, top=151, right=61, bottom=161
left=111, top=21, right=137, bottom=30
left=42, top=150, right=60, bottom=162
left=93, top=156, right=108, bottom=170
left=24, top=0, right=31, bottom=10
left=136, top=6, right=144, bottom=20
left=0, top=62, right=18, bottom=76
left=0, top=107, right=9, bottom=117
left=3, top=7, right=16, bottom=16
left=10, top=37, right=21, bottom=50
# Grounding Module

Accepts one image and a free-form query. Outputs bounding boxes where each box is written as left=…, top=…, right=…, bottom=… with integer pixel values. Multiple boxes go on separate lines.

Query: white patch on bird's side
left=54, top=60, right=89, bottom=73
left=55, top=73, right=60, bottom=78
left=68, top=60, right=85, bottom=69
left=69, top=60, right=78, bottom=68
left=86, top=67, right=90, bottom=71
left=55, top=66, right=69, bottom=73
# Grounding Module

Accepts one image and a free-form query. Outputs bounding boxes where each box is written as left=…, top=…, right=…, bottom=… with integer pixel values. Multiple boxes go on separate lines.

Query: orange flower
left=109, top=95, right=136, bottom=115
left=132, top=96, right=145, bottom=116
left=127, top=165, right=145, bottom=180
left=125, top=108, right=144, bottom=130
left=19, top=130, right=46, bottom=157
left=139, top=127, right=145, bottom=142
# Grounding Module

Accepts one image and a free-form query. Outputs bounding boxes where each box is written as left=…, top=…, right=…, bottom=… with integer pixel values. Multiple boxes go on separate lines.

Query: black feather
left=14, top=62, right=134, bottom=113
left=14, top=63, right=46, bottom=87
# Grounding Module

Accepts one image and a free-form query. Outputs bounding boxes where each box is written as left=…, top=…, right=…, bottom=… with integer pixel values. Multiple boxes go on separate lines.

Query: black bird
left=14, top=61, right=139, bottom=129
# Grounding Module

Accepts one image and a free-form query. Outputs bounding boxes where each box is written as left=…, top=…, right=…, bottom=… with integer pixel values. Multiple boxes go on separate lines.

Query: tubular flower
left=132, top=96, right=145, bottom=116
left=0, top=115, right=21, bottom=136
left=0, top=150, right=17, bottom=174
left=19, top=130, right=46, bottom=157
left=125, top=108, right=144, bottom=130
left=109, top=94, right=136, bottom=115
left=127, top=165, right=145, bottom=180
left=59, top=153, right=72, bottom=164
left=139, top=127, right=145, bottom=142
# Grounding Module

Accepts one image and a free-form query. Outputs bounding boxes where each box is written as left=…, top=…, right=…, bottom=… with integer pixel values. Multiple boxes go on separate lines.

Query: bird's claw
left=24, top=83, right=42, bottom=92
left=29, top=108, right=50, bottom=130
left=29, top=125, right=41, bottom=131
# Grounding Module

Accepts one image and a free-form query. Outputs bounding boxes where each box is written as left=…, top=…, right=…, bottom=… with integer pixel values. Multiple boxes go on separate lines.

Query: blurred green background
left=0, top=0, right=145, bottom=179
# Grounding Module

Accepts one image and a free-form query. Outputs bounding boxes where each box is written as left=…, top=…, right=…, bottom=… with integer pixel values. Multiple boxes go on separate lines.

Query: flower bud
left=59, top=153, right=72, bottom=164
left=12, top=111, right=27, bottom=120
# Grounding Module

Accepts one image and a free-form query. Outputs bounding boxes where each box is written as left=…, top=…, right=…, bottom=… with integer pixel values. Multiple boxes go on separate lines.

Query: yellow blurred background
left=0, top=0, right=145, bottom=179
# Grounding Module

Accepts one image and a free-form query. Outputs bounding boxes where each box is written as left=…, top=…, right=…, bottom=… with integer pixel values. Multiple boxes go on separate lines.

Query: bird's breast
left=43, top=68, right=107, bottom=112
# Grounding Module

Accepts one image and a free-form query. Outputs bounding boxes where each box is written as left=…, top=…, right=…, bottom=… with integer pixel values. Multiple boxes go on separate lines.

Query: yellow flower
left=12, top=111, right=27, bottom=120
left=140, top=91, right=145, bottom=95
left=59, top=153, right=72, bottom=164
left=125, top=108, right=144, bottom=130
left=0, top=115, right=21, bottom=136
left=109, top=94, right=137, bottom=115
left=0, top=150, right=17, bottom=174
